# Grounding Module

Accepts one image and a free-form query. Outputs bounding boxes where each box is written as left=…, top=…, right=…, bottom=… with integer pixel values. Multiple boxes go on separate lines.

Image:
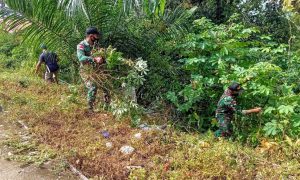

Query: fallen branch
left=17, top=120, right=29, bottom=130
left=68, top=163, right=89, bottom=180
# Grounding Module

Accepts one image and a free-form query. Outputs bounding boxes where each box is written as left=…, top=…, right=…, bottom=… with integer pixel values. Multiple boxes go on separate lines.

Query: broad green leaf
left=278, top=105, right=294, bottom=115
left=264, top=107, right=276, bottom=115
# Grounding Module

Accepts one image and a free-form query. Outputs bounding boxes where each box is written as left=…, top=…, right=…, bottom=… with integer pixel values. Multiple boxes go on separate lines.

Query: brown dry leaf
left=199, top=141, right=211, bottom=148
left=257, top=139, right=278, bottom=153
left=295, top=139, right=300, bottom=147
left=285, top=135, right=294, bottom=147
left=163, top=162, right=170, bottom=172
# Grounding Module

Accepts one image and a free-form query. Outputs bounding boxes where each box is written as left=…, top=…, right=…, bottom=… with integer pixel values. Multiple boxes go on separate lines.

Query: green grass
left=3, top=138, right=57, bottom=167
left=0, top=69, right=300, bottom=179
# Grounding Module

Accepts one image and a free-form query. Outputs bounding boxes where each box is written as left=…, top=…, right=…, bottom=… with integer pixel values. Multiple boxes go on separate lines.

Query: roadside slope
left=0, top=70, right=299, bottom=179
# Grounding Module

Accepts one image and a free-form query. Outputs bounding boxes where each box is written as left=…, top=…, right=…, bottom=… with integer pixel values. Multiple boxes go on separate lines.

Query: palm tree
left=0, top=0, right=195, bottom=58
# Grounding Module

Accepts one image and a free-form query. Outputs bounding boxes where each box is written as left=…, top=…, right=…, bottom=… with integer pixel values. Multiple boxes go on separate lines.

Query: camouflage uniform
left=77, top=40, right=97, bottom=109
left=215, top=89, right=241, bottom=137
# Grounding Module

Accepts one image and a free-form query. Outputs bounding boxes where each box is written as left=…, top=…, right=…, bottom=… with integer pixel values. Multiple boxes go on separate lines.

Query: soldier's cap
left=228, top=82, right=244, bottom=92
left=86, top=27, right=100, bottom=35
left=40, top=44, right=47, bottom=50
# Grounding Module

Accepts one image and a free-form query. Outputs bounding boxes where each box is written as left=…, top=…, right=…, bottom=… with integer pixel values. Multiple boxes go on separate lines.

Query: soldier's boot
left=103, top=91, right=111, bottom=104
left=88, top=101, right=94, bottom=112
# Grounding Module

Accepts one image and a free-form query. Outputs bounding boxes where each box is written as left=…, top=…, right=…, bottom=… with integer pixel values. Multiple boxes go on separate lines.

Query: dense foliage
left=0, top=0, right=300, bottom=142
left=166, top=15, right=300, bottom=142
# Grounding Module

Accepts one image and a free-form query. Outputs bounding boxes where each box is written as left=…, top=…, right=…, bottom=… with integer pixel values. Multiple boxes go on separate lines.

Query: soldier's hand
left=244, top=107, right=262, bottom=114
left=254, top=107, right=262, bottom=113
left=94, top=57, right=104, bottom=64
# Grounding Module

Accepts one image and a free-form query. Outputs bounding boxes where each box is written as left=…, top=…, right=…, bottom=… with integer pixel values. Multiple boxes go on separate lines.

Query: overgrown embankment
left=0, top=70, right=299, bottom=179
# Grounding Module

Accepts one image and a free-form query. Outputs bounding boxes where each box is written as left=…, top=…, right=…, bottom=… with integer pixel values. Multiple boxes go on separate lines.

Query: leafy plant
left=165, top=15, right=300, bottom=140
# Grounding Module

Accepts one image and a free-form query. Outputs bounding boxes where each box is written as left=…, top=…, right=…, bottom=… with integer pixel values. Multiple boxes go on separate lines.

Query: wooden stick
left=17, top=120, right=29, bottom=130
left=68, top=163, right=89, bottom=180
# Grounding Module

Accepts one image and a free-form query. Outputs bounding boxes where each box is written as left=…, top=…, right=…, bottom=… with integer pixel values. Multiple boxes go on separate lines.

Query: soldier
left=77, top=27, right=107, bottom=111
left=215, top=82, right=262, bottom=137
left=35, top=45, right=59, bottom=84
left=0, top=0, right=4, bottom=8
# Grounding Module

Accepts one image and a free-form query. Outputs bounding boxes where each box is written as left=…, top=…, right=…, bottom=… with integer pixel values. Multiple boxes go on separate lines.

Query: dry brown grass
left=0, top=71, right=300, bottom=179
left=0, top=72, right=175, bottom=178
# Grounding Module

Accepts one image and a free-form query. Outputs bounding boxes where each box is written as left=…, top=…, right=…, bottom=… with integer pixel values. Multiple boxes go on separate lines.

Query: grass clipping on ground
left=0, top=70, right=299, bottom=179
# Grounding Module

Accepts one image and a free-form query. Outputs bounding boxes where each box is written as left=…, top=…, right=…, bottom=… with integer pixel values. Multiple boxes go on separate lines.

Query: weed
left=3, top=138, right=57, bottom=167
left=0, top=70, right=299, bottom=179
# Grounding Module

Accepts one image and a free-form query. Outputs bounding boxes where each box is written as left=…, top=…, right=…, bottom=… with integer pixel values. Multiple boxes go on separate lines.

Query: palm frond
left=1, top=0, right=197, bottom=63
left=58, top=0, right=89, bottom=20
left=0, top=0, right=80, bottom=62
left=113, top=0, right=167, bottom=17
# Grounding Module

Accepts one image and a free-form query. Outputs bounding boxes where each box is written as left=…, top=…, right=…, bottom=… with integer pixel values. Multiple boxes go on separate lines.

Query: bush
left=165, top=15, right=300, bottom=140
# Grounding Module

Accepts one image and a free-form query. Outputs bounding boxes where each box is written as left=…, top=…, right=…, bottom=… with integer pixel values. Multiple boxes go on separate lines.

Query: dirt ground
left=0, top=111, right=78, bottom=180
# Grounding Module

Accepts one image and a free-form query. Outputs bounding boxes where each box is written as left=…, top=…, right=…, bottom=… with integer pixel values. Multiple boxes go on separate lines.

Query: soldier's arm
left=35, top=61, right=42, bottom=74
left=223, top=97, right=237, bottom=111
left=223, top=97, right=261, bottom=115
left=77, top=44, right=93, bottom=63
left=35, top=54, right=44, bottom=74
left=223, top=96, right=245, bottom=115
left=242, top=108, right=262, bottom=114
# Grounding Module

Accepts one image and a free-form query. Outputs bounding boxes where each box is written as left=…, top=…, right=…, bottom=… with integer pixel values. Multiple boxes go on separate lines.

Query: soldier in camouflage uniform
left=77, top=27, right=106, bottom=111
left=215, top=82, right=262, bottom=137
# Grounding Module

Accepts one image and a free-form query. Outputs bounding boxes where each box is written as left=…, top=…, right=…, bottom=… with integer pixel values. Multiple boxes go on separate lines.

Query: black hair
left=40, top=44, right=47, bottom=50
left=228, top=82, right=241, bottom=91
left=86, top=27, right=101, bottom=35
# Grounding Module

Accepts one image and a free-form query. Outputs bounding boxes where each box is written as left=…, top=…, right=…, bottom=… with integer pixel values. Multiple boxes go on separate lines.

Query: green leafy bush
left=166, top=15, right=300, bottom=140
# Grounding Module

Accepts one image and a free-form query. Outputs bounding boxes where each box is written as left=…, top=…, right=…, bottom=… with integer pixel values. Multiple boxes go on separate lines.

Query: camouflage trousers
left=80, top=67, right=110, bottom=109
left=214, top=114, right=233, bottom=137
left=80, top=68, right=97, bottom=109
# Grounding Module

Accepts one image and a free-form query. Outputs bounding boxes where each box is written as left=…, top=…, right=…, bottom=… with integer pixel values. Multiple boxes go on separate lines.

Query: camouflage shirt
left=216, top=89, right=241, bottom=119
left=77, top=40, right=95, bottom=66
